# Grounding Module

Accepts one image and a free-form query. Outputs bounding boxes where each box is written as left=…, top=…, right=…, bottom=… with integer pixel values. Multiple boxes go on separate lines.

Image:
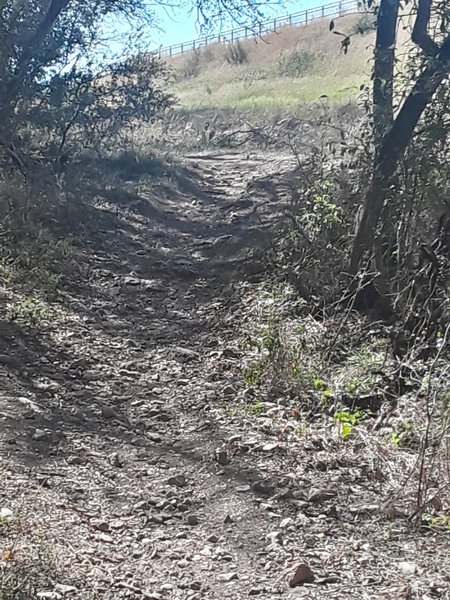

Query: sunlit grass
left=174, top=73, right=365, bottom=109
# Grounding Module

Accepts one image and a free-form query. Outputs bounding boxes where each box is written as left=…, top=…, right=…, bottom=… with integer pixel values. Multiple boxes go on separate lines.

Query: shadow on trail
left=0, top=150, right=293, bottom=476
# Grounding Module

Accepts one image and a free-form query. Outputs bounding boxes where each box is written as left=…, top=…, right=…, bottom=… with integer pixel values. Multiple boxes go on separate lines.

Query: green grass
left=174, top=73, right=365, bottom=110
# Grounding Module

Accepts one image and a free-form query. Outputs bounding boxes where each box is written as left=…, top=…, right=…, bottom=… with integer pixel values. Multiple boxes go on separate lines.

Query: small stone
left=134, top=501, right=150, bottom=511
left=159, top=583, right=174, bottom=592
left=249, top=588, right=263, bottom=596
left=252, top=480, right=273, bottom=496
left=92, top=520, right=110, bottom=532
left=101, top=405, right=117, bottom=419
left=190, top=581, right=202, bottom=591
left=224, top=514, right=233, bottom=524
left=218, top=572, right=238, bottom=582
left=54, top=584, right=77, bottom=594
left=187, top=515, right=199, bottom=526
left=177, top=559, right=190, bottom=568
left=236, top=485, right=251, bottom=493
left=398, top=561, right=417, bottom=575
left=67, top=455, right=84, bottom=466
left=266, top=531, right=283, bottom=545
left=216, top=450, right=229, bottom=465
left=151, top=514, right=164, bottom=524
left=262, top=442, right=279, bottom=452
left=96, top=532, right=113, bottom=543
left=32, top=429, right=49, bottom=441
left=280, top=518, right=293, bottom=528
left=207, top=534, right=219, bottom=543
left=289, top=564, right=314, bottom=587
left=167, top=475, right=186, bottom=487
left=109, top=452, right=123, bottom=467
left=307, top=488, right=335, bottom=503
left=0, top=508, right=13, bottom=522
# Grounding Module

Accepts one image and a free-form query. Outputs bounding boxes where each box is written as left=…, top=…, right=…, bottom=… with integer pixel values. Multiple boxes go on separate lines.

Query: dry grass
left=166, top=15, right=376, bottom=110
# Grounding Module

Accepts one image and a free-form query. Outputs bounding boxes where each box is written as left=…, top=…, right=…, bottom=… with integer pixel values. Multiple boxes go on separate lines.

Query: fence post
left=274, top=17, right=277, bottom=30
left=289, top=14, right=292, bottom=25
left=231, top=30, right=234, bottom=42
left=181, top=43, right=183, bottom=53
left=245, top=26, right=248, bottom=38
left=322, top=5, right=325, bottom=17
left=339, top=1, right=343, bottom=14
left=305, top=9, right=308, bottom=24
left=259, top=22, right=262, bottom=36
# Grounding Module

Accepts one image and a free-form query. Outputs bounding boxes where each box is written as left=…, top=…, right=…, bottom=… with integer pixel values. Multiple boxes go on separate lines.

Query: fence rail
left=155, top=0, right=359, bottom=57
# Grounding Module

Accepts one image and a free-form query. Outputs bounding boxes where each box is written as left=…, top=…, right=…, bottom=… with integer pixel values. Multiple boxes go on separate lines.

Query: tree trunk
left=349, top=0, right=450, bottom=275
left=350, top=59, right=449, bottom=273
left=372, top=0, right=400, bottom=146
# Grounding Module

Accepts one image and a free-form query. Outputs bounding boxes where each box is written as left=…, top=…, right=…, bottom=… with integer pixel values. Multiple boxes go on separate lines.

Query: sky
left=111, top=0, right=328, bottom=52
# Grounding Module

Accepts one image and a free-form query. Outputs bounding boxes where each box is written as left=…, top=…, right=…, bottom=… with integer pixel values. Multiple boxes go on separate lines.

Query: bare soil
left=0, top=150, right=448, bottom=599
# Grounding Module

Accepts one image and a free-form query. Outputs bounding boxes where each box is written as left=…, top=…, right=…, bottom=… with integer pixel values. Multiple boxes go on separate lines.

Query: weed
left=349, top=13, right=376, bottom=36
left=300, top=180, right=343, bottom=237
left=243, top=362, right=264, bottom=386
left=334, top=409, right=364, bottom=438
left=244, top=399, right=265, bottom=415
left=277, top=49, right=316, bottom=77
left=421, top=514, right=450, bottom=532
left=338, top=344, right=387, bottom=396
left=6, top=295, right=56, bottom=328
left=389, top=420, right=415, bottom=448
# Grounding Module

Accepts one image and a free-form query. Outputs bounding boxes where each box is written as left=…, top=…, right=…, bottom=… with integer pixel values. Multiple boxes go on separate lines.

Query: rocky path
left=0, top=151, right=448, bottom=599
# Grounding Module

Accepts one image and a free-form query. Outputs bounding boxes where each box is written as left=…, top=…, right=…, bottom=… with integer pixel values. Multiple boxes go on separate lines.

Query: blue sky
left=112, top=0, right=326, bottom=51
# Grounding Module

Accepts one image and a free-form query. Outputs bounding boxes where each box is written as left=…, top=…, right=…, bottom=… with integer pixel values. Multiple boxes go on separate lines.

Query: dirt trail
left=0, top=151, right=448, bottom=599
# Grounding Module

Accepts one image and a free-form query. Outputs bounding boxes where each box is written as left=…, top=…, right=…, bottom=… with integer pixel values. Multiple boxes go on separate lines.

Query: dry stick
left=324, top=269, right=378, bottom=360
left=411, top=323, right=450, bottom=525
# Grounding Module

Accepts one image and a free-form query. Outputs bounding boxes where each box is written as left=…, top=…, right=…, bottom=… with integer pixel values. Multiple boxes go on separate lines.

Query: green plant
left=339, top=345, right=386, bottom=396
left=6, top=295, right=55, bottom=328
left=244, top=399, right=265, bottom=415
left=301, top=180, right=343, bottom=234
left=243, top=362, right=264, bottom=386
left=389, top=421, right=413, bottom=447
left=334, top=409, right=364, bottom=438
left=421, top=514, right=450, bottom=532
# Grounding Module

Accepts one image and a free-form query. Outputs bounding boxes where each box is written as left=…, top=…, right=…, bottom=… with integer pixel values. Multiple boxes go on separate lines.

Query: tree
left=0, top=0, right=265, bottom=164
left=349, top=0, right=450, bottom=273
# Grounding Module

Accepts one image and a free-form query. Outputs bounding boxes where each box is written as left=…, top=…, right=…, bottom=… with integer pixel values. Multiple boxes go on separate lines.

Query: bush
left=350, top=13, right=376, bottom=36
left=277, top=50, right=316, bottom=77
left=179, top=49, right=202, bottom=79
left=225, top=41, right=248, bottom=65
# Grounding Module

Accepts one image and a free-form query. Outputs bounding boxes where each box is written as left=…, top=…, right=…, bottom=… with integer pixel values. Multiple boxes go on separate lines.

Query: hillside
left=166, top=14, right=376, bottom=110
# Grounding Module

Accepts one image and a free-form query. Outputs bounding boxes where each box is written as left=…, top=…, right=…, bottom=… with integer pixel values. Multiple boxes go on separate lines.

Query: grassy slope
left=166, top=15, right=375, bottom=110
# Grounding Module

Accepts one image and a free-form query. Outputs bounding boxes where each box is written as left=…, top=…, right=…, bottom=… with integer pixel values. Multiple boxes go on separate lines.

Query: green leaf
left=340, top=423, right=352, bottom=438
